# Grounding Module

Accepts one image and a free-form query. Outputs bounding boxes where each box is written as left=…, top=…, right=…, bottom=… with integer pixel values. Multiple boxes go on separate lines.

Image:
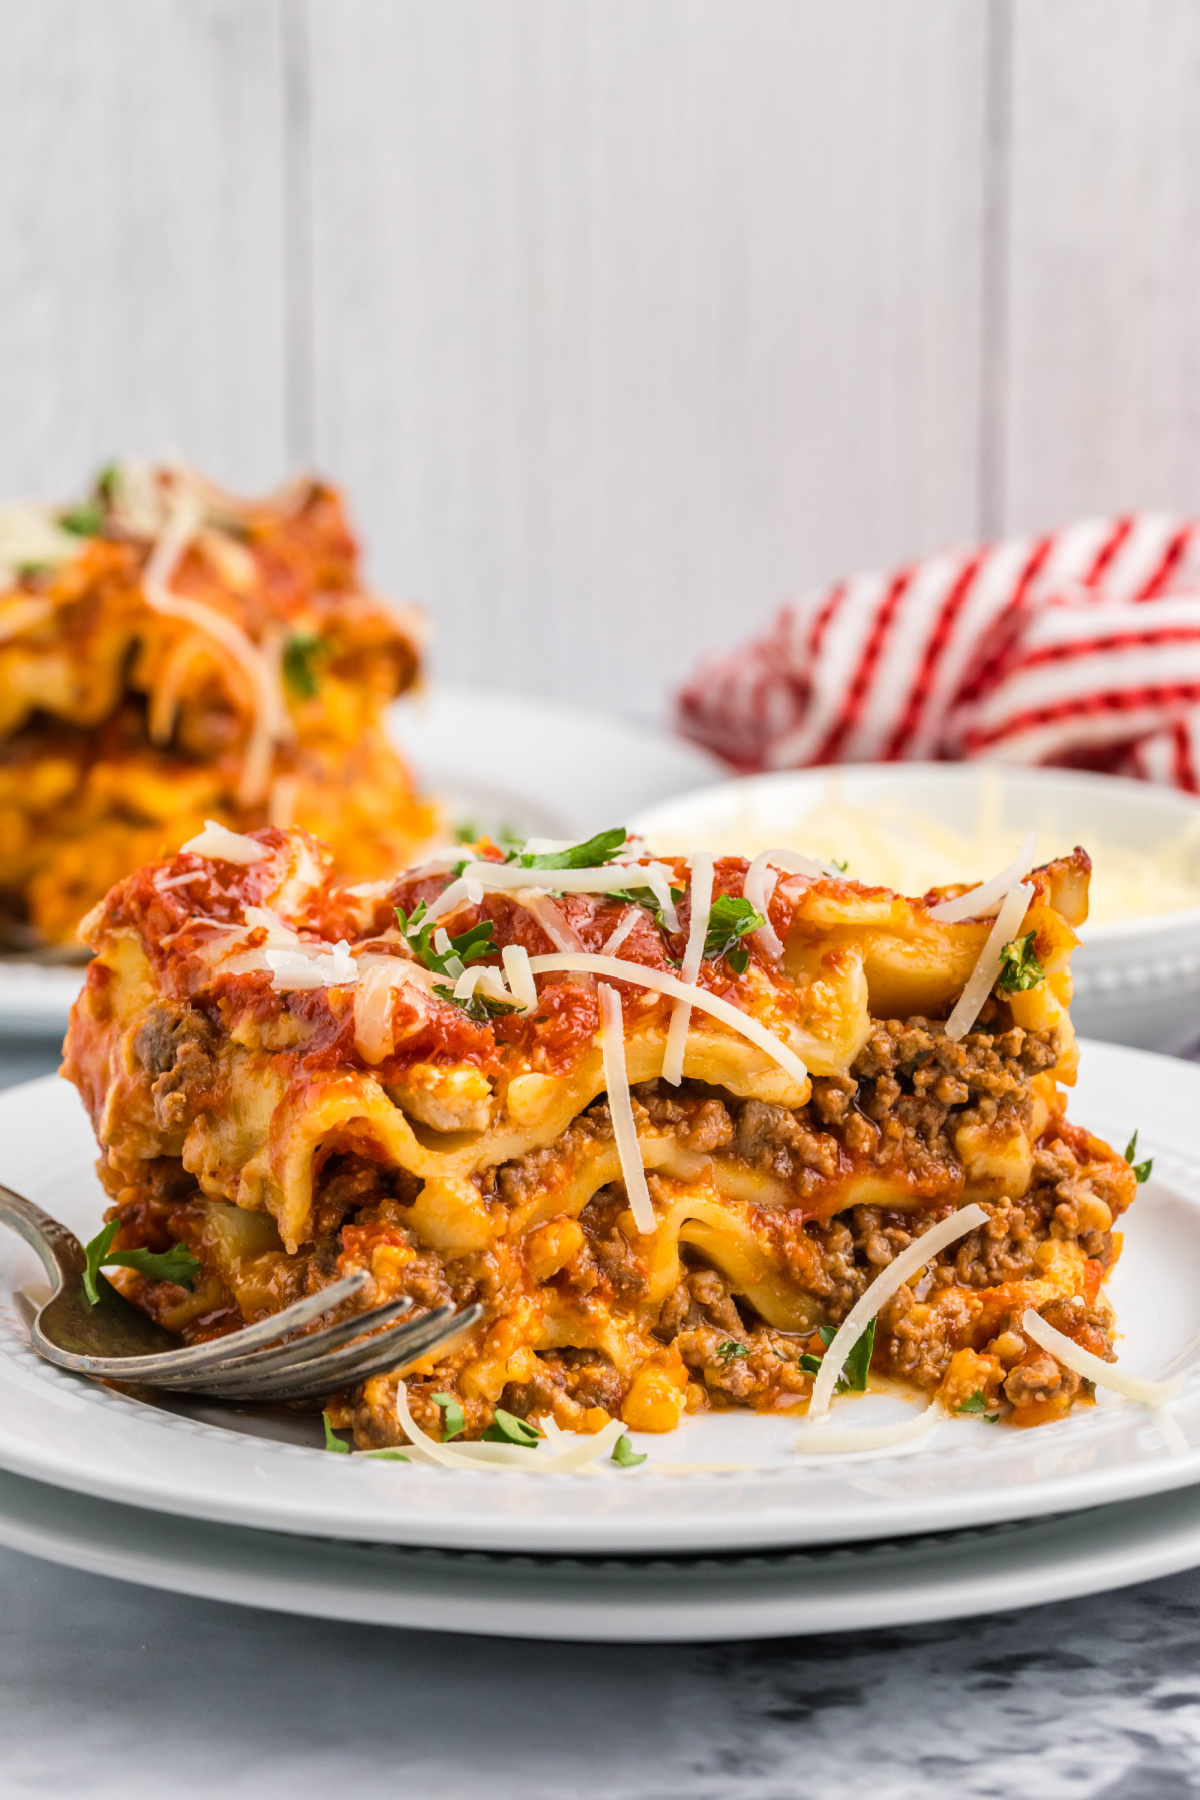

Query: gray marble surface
left=3, top=1039, right=1200, bottom=1799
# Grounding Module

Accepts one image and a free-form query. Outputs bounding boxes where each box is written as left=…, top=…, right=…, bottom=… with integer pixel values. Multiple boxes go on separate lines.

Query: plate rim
left=1, top=1464, right=1200, bottom=1642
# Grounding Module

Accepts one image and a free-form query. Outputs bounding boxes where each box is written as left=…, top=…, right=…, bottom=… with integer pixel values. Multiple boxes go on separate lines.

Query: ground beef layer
left=101, top=1010, right=1137, bottom=1443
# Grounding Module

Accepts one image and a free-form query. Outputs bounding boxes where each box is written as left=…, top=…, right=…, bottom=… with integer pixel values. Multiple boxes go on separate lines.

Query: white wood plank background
left=0, top=0, right=289, bottom=497
left=0, top=0, right=1194, bottom=713
left=1003, top=0, right=1200, bottom=535
left=308, top=0, right=987, bottom=712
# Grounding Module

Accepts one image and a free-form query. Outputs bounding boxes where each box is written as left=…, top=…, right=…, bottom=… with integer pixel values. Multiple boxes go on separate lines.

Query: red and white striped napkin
left=676, top=515, right=1200, bottom=790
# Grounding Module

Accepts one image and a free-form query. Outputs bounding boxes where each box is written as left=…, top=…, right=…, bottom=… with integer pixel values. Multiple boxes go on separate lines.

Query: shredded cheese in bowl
left=637, top=768, right=1200, bottom=929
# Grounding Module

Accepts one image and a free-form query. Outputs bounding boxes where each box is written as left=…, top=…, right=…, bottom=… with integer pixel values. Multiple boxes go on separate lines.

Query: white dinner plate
left=2, top=1042, right=1200, bottom=1556
left=1, top=1465, right=1199, bottom=1642
left=0, top=684, right=722, bottom=1038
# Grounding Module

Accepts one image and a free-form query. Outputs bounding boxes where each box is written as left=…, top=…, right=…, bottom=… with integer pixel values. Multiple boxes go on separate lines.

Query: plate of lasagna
left=0, top=458, right=721, bottom=1035
left=0, top=819, right=1198, bottom=1558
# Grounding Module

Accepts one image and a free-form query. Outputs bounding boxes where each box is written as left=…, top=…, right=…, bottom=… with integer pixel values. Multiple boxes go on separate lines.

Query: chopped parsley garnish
left=830, top=858, right=849, bottom=873
left=60, top=501, right=105, bottom=537
left=396, top=900, right=496, bottom=979
left=807, top=1319, right=877, bottom=1394
left=399, top=895, right=515, bottom=1021
left=1124, top=1130, right=1153, bottom=1184
left=454, top=819, right=481, bottom=846
left=81, top=1219, right=201, bottom=1307
left=95, top=462, right=120, bottom=503
left=322, top=1412, right=351, bottom=1452
left=509, top=827, right=628, bottom=870
left=956, top=1389, right=1000, bottom=1423
left=995, top=931, right=1045, bottom=994
left=432, top=984, right=520, bottom=1023
left=611, top=1434, right=647, bottom=1467
left=282, top=630, right=327, bottom=700
left=716, top=1339, right=749, bottom=1363
left=703, top=893, right=766, bottom=972
left=431, top=1392, right=466, bottom=1441
left=481, top=1407, right=542, bottom=1447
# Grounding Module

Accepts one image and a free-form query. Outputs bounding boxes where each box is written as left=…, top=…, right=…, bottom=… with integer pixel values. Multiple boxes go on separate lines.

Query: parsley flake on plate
left=81, top=1219, right=201, bottom=1308
left=1124, top=1130, right=1153, bottom=1184
left=481, top=1408, right=543, bottom=1447
left=322, top=1412, right=351, bottom=1453
left=611, top=1434, right=647, bottom=1468
left=431, top=1393, right=466, bottom=1441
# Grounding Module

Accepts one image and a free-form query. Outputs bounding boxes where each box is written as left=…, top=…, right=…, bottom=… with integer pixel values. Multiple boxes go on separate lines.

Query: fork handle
left=0, top=1183, right=86, bottom=1292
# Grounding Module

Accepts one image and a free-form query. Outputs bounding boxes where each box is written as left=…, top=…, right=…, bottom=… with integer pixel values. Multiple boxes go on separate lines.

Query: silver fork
left=0, top=1183, right=482, bottom=1402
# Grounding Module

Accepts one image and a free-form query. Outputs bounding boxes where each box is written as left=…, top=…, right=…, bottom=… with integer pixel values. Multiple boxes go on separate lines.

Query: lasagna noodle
left=61, top=827, right=1138, bottom=1448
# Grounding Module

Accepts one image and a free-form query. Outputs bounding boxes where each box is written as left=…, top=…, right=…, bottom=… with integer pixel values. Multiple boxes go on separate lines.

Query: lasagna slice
left=62, top=825, right=1137, bottom=1446
left=0, top=460, right=435, bottom=948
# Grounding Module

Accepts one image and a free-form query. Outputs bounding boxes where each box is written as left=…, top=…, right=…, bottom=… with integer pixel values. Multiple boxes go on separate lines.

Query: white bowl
left=630, top=763, right=1200, bottom=1055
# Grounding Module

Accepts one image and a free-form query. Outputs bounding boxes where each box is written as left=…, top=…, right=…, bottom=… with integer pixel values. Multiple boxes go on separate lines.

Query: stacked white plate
left=4, top=700, right=1200, bottom=1639
left=2, top=1041, right=1200, bottom=1641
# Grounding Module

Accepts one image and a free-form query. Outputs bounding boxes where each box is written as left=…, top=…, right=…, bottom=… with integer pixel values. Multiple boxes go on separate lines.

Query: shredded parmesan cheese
left=1021, top=1308, right=1185, bottom=1407
left=794, top=1405, right=940, bottom=1454
left=599, top=983, right=657, bottom=1234
left=393, top=1382, right=628, bottom=1472
left=420, top=859, right=681, bottom=925
left=944, top=882, right=1033, bottom=1042
left=662, top=852, right=714, bottom=1086
left=668, top=786, right=1200, bottom=926
left=180, top=820, right=270, bottom=864
left=353, top=957, right=430, bottom=1062
left=525, top=952, right=809, bottom=1087
left=1152, top=1407, right=1190, bottom=1457
left=147, top=631, right=214, bottom=745
left=501, top=944, right=538, bottom=1015
left=601, top=906, right=641, bottom=957
left=265, top=938, right=358, bottom=991
left=808, top=1203, right=989, bottom=1418
left=452, top=964, right=515, bottom=1005
left=743, top=852, right=784, bottom=960
left=927, top=831, right=1038, bottom=923
left=0, top=502, right=83, bottom=587
left=643, top=863, right=682, bottom=933
left=141, top=490, right=291, bottom=806
left=516, top=889, right=586, bottom=952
